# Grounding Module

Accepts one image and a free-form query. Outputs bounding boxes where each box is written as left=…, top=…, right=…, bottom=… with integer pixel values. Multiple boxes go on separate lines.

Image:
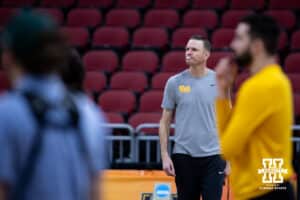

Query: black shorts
left=172, top=154, right=226, bottom=200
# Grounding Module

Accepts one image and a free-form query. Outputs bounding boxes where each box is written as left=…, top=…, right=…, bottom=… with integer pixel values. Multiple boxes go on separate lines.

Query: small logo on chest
left=178, top=85, right=191, bottom=93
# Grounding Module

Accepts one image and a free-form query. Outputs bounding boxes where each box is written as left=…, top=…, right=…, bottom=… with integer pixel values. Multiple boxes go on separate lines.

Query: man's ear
left=205, top=50, right=211, bottom=60
left=250, top=39, right=263, bottom=56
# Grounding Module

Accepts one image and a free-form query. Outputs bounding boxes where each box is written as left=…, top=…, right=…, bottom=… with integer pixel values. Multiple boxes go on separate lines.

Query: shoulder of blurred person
left=61, top=47, right=110, bottom=170
left=72, top=91, right=109, bottom=171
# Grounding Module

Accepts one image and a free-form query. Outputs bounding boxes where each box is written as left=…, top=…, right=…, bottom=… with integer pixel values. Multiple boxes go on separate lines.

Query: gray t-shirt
left=161, top=69, right=220, bottom=157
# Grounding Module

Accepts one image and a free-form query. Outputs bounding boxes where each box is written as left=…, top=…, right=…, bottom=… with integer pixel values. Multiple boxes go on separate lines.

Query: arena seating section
left=0, top=0, right=300, bottom=128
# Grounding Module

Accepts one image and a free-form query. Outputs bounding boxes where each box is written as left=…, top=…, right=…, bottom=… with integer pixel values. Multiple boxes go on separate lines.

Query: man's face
left=230, top=23, right=253, bottom=67
left=185, top=39, right=209, bottom=67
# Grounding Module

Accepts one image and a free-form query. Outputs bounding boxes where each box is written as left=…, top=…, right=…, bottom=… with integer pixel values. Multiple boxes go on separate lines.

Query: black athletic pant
left=172, top=154, right=226, bottom=200
left=250, top=182, right=295, bottom=200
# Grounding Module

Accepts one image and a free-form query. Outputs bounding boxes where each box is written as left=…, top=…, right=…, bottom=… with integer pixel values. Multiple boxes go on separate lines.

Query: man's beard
left=234, top=49, right=253, bottom=71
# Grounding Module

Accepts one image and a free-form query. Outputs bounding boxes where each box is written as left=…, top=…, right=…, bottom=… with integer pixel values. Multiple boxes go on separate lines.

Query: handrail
left=136, top=123, right=300, bottom=136
left=100, top=123, right=135, bottom=136
left=293, top=125, right=300, bottom=130
left=100, top=123, right=135, bottom=163
left=136, top=123, right=175, bottom=134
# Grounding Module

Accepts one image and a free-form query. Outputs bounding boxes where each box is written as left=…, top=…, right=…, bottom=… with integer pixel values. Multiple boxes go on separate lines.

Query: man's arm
left=215, top=58, right=274, bottom=160
left=215, top=98, right=232, bottom=136
left=216, top=85, right=275, bottom=160
left=159, top=109, right=175, bottom=176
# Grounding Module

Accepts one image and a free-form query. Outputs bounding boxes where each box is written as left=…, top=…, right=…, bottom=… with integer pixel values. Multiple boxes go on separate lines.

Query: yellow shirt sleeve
left=216, top=83, right=278, bottom=160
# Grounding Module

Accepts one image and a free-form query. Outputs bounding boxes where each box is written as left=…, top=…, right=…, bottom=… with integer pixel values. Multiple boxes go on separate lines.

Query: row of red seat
left=84, top=71, right=173, bottom=93
left=0, top=8, right=296, bottom=29
left=0, top=70, right=299, bottom=125
left=84, top=71, right=300, bottom=93
left=106, top=93, right=300, bottom=130
left=2, top=0, right=300, bottom=10
left=59, top=27, right=295, bottom=51
left=0, top=8, right=297, bottom=30
left=81, top=50, right=300, bottom=74
left=82, top=50, right=232, bottom=74
left=63, top=9, right=297, bottom=30
left=102, top=90, right=300, bottom=127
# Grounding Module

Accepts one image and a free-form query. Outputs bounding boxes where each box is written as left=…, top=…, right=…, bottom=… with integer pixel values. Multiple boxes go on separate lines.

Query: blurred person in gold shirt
left=215, top=14, right=295, bottom=200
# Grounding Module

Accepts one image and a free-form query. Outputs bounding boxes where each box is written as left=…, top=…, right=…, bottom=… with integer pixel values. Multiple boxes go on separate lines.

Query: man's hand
left=224, top=161, right=231, bottom=176
left=215, top=58, right=238, bottom=99
left=162, top=154, right=175, bottom=176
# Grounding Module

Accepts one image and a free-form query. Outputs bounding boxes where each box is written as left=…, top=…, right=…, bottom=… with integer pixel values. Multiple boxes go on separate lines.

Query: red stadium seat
left=122, top=51, right=159, bottom=73
left=132, top=28, right=168, bottom=49
left=278, top=31, right=288, bottom=50
left=77, top=0, right=113, bottom=8
left=207, top=51, right=234, bottom=69
left=99, top=90, right=136, bottom=114
left=83, top=50, right=118, bottom=72
left=35, top=8, right=64, bottom=25
left=285, top=53, right=300, bottom=73
left=212, top=29, right=234, bottom=50
left=193, top=0, right=227, bottom=9
left=139, top=91, right=164, bottom=112
left=287, top=74, right=300, bottom=93
left=221, top=10, right=253, bottom=28
left=106, top=9, right=140, bottom=28
left=60, top=27, right=89, bottom=48
left=105, top=112, right=125, bottom=123
left=269, top=0, right=300, bottom=9
left=265, top=10, right=296, bottom=30
left=152, top=72, right=175, bottom=90
left=110, top=72, right=148, bottom=93
left=84, top=71, right=106, bottom=93
left=291, top=30, right=300, bottom=51
left=40, top=0, right=74, bottom=7
left=116, top=0, right=151, bottom=9
left=67, top=8, right=102, bottom=28
left=230, top=0, right=264, bottom=9
left=162, top=51, right=186, bottom=72
left=2, top=0, right=35, bottom=7
left=172, top=28, right=207, bottom=49
left=154, top=0, right=189, bottom=9
left=0, top=8, right=17, bottom=27
left=92, top=27, right=129, bottom=48
left=129, top=112, right=162, bottom=134
left=144, top=9, right=179, bottom=29
left=183, top=10, right=218, bottom=30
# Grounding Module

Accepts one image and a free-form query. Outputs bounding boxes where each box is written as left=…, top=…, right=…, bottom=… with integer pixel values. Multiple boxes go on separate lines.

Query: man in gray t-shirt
left=159, top=35, right=226, bottom=200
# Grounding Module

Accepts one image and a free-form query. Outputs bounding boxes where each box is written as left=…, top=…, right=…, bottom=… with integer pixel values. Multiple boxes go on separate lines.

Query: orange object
left=100, top=170, right=233, bottom=200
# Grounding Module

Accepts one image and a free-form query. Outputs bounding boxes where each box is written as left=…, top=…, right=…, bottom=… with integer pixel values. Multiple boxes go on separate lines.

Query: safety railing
left=101, top=123, right=300, bottom=167
left=134, top=124, right=300, bottom=164
left=293, top=125, right=300, bottom=149
left=101, top=123, right=135, bottom=164
left=102, top=123, right=300, bottom=196
left=134, top=123, right=175, bottom=163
